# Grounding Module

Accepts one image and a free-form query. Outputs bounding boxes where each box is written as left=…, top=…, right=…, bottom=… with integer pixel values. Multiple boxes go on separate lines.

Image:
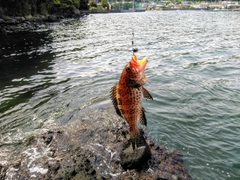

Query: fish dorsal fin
left=110, top=84, right=123, bottom=118
left=142, top=87, right=153, bottom=100
left=140, top=108, right=147, bottom=126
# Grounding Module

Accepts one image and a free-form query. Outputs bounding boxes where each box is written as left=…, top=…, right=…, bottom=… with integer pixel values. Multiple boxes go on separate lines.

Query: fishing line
left=132, top=29, right=138, bottom=56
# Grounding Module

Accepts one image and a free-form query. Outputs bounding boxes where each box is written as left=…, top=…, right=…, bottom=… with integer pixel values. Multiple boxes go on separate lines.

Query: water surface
left=0, top=11, right=240, bottom=179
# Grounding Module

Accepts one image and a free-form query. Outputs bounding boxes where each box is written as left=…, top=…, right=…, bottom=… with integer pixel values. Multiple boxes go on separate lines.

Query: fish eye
left=126, top=65, right=131, bottom=72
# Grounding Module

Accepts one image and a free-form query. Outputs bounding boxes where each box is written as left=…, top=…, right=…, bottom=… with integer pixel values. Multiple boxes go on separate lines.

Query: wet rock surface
left=0, top=103, right=192, bottom=180
left=120, top=130, right=151, bottom=171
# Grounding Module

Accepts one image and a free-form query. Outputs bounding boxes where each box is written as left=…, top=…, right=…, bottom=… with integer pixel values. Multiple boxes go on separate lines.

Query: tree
left=101, top=0, right=109, bottom=10
left=89, top=0, right=97, bottom=10
left=176, top=0, right=182, bottom=5
left=79, top=0, right=89, bottom=10
left=165, top=1, right=170, bottom=6
left=0, top=0, right=89, bottom=17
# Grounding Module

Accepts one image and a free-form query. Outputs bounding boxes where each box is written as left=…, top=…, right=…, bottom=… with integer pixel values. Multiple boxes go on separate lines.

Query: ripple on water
left=0, top=11, right=240, bottom=179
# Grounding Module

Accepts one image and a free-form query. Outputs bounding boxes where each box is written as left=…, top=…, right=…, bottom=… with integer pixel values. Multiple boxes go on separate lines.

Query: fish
left=110, top=55, right=153, bottom=150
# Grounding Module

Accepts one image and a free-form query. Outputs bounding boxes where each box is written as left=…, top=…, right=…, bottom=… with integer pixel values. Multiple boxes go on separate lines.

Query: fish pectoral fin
left=128, top=79, right=141, bottom=88
left=142, top=87, right=153, bottom=100
left=140, top=108, right=147, bottom=126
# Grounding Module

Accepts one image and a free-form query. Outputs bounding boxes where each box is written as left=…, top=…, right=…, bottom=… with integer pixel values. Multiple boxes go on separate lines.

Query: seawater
left=0, top=11, right=240, bottom=179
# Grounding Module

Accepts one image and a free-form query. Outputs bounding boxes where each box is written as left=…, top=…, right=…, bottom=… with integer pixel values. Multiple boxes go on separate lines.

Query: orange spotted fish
left=111, top=55, right=153, bottom=149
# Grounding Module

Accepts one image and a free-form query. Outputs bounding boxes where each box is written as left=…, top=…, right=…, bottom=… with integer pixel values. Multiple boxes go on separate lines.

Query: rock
left=0, top=103, right=192, bottom=180
left=73, top=9, right=81, bottom=16
left=15, top=16, right=25, bottom=22
left=25, top=15, right=33, bottom=20
left=47, top=15, right=58, bottom=22
left=0, top=12, right=89, bottom=35
left=120, top=130, right=151, bottom=170
left=120, top=144, right=151, bottom=170
left=0, top=18, right=5, bottom=24
left=0, top=25, right=7, bottom=35
left=5, top=18, right=18, bottom=25
left=40, top=15, right=48, bottom=22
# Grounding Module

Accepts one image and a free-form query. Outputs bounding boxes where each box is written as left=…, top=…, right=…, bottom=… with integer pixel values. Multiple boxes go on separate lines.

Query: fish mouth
left=130, top=55, right=148, bottom=72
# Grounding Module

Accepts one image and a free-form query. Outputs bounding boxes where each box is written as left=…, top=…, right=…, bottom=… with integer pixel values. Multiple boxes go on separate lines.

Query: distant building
left=200, top=3, right=208, bottom=9
left=208, top=4, right=221, bottom=9
left=222, top=1, right=240, bottom=9
left=193, top=5, right=201, bottom=9
left=200, top=1, right=240, bottom=10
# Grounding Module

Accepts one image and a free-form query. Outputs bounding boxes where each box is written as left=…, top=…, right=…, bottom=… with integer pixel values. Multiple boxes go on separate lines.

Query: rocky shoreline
left=0, top=9, right=146, bottom=35
left=0, top=9, right=89, bottom=35
left=0, top=102, right=192, bottom=180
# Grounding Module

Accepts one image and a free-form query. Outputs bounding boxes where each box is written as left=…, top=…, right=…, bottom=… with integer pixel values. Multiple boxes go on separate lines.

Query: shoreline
left=80, top=9, right=145, bottom=14
left=1, top=8, right=239, bottom=35
left=0, top=14, right=86, bottom=35
left=0, top=10, right=146, bottom=35
left=161, top=8, right=240, bottom=11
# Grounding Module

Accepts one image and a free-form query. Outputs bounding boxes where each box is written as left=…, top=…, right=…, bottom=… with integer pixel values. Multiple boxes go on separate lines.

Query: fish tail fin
left=129, top=129, right=145, bottom=150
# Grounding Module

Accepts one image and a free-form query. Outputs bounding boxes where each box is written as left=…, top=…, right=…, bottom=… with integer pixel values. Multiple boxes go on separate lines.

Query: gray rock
left=25, top=15, right=33, bottom=20
left=120, top=144, right=151, bottom=170
left=0, top=104, right=192, bottom=180
left=5, top=18, right=18, bottom=25
left=47, top=15, right=58, bottom=22
left=73, top=9, right=80, bottom=15
left=120, top=130, right=151, bottom=170
left=0, top=18, right=5, bottom=24
left=15, top=16, right=25, bottom=22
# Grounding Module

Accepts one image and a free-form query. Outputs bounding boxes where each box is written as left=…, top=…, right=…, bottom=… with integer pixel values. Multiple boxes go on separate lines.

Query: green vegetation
left=165, top=1, right=170, bottom=6
left=181, top=5, right=194, bottom=9
left=101, top=0, right=109, bottom=10
left=89, top=0, right=98, bottom=10
left=0, top=0, right=88, bottom=17
left=89, top=0, right=109, bottom=11
left=176, top=0, right=182, bottom=5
